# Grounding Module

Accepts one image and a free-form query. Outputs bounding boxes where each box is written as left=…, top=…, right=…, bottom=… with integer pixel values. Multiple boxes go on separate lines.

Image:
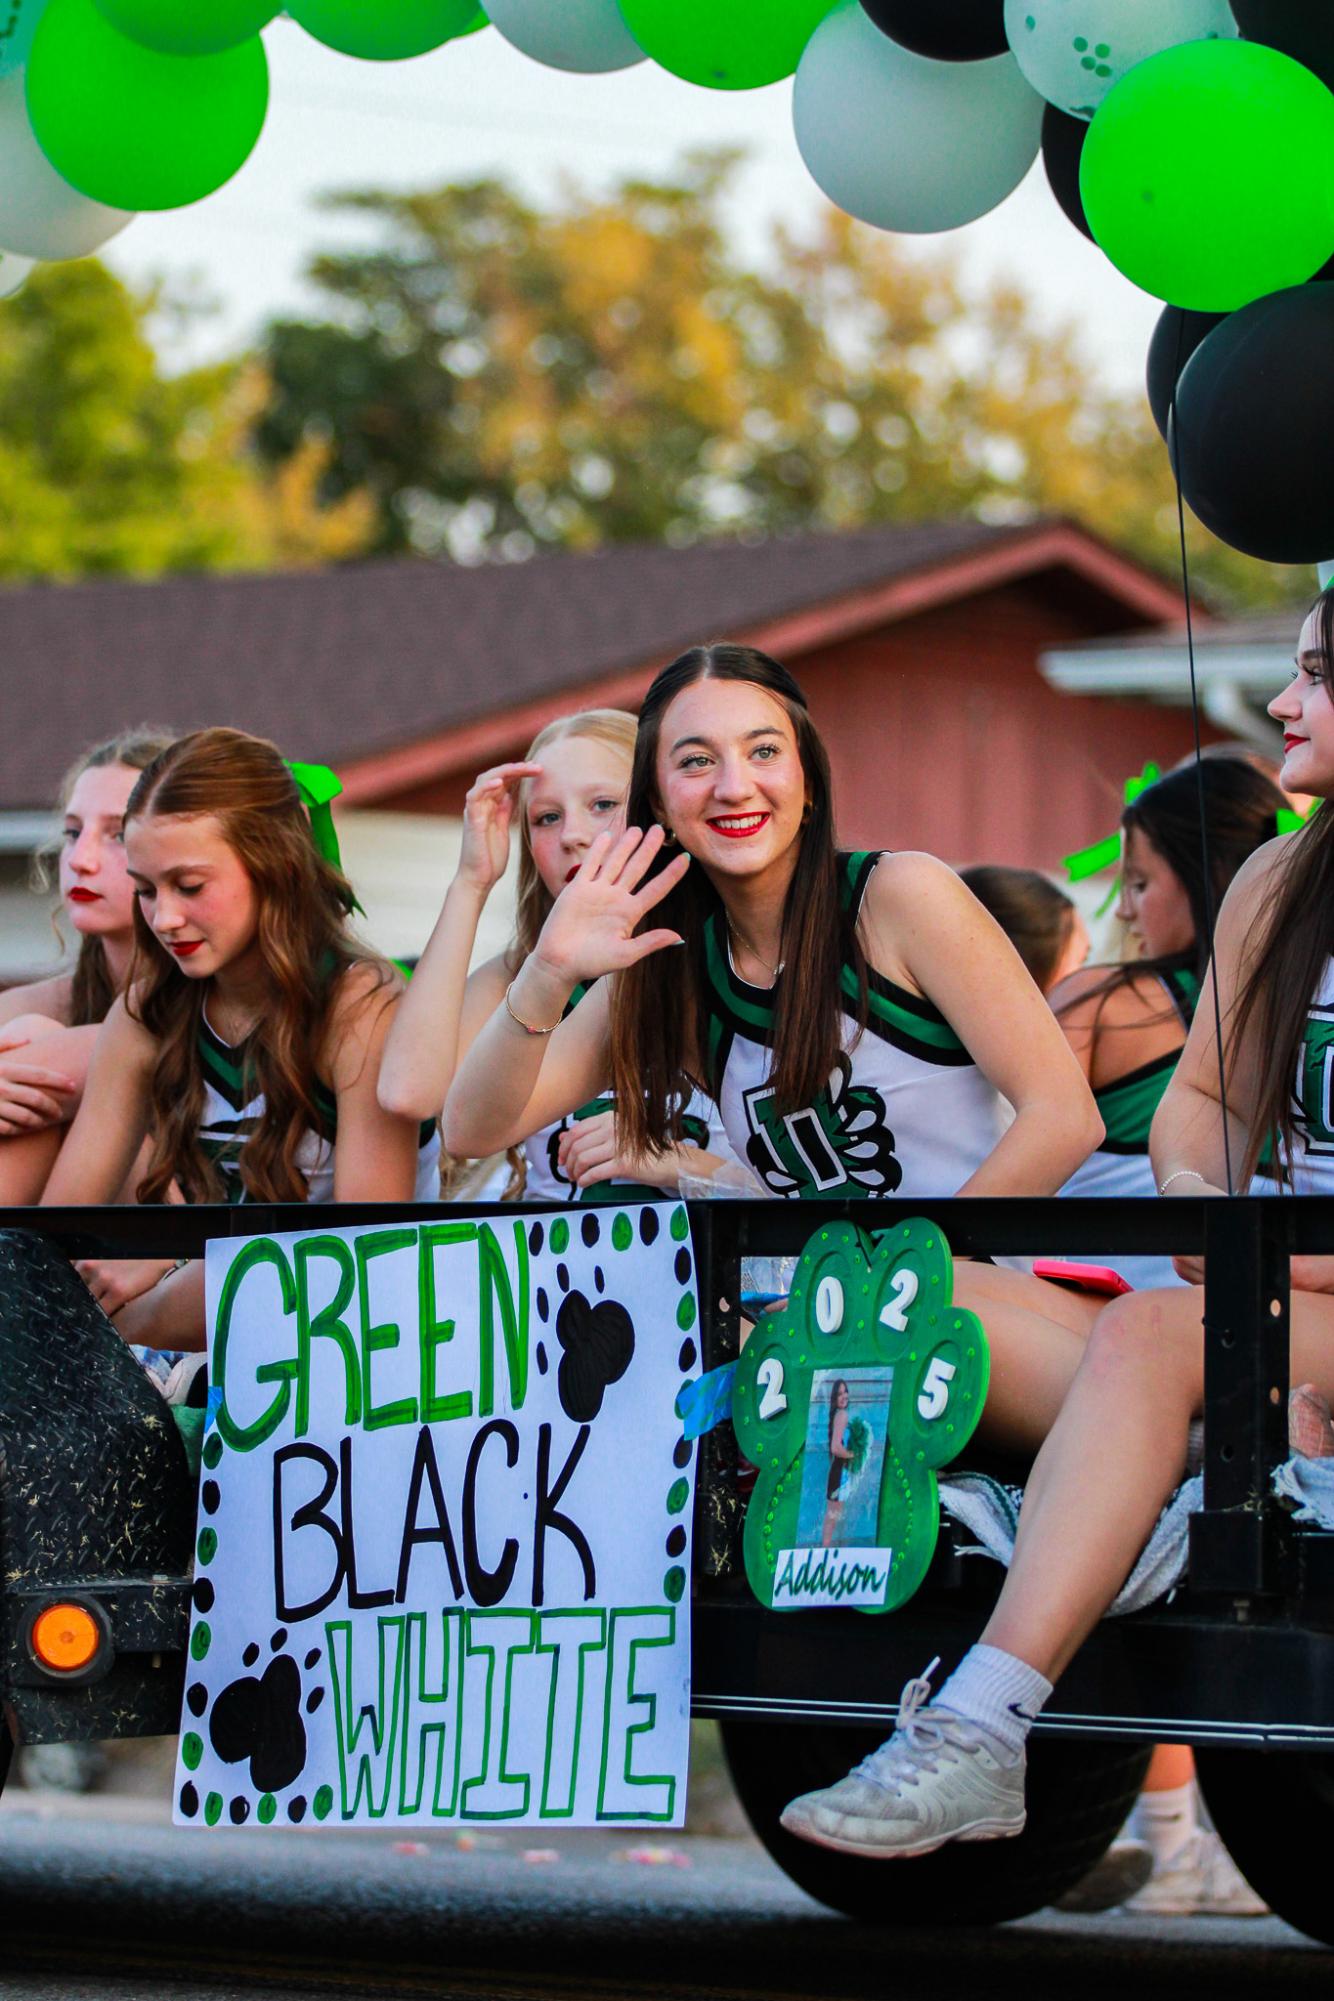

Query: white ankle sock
left=1129, top=1780, right=1197, bottom=1869
left=935, top=1644, right=1053, bottom=1761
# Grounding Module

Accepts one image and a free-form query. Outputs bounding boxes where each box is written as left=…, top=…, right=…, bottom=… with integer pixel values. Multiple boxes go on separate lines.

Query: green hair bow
left=286, top=760, right=365, bottom=917
left=1063, top=763, right=1160, bottom=914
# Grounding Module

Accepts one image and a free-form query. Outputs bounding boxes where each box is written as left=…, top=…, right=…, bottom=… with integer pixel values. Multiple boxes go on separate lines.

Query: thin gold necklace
left=727, top=919, right=784, bottom=984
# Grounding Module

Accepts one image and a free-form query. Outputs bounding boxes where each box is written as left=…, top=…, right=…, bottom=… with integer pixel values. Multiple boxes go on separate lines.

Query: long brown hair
left=124, top=728, right=390, bottom=1204
left=499, top=708, right=636, bottom=1197
left=611, top=645, right=865, bottom=1157
left=1231, top=592, right=1334, bottom=1185
left=33, top=727, right=176, bottom=1027
left=960, top=866, right=1077, bottom=993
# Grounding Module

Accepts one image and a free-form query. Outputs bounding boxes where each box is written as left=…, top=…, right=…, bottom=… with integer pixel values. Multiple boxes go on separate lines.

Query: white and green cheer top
left=702, top=851, right=1005, bottom=1200
left=1280, top=961, right=1334, bottom=1194
left=1059, top=968, right=1198, bottom=1291
left=198, top=1007, right=442, bottom=1204
left=522, top=981, right=732, bottom=1207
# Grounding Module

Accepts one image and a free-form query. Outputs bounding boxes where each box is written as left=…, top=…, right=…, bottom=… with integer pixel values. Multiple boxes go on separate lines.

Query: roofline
left=340, top=521, right=1196, bottom=805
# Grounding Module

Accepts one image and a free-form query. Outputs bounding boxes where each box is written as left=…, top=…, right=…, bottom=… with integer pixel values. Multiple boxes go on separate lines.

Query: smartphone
left=1033, top=1258, right=1134, bottom=1297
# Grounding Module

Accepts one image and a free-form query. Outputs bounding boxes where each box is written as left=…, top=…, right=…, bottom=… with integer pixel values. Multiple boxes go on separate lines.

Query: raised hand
left=457, top=761, right=544, bottom=894
left=530, top=826, right=690, bottom=986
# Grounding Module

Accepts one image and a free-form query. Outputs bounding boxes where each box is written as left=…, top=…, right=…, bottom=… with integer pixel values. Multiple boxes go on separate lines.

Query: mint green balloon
left=1081, top=38, right=1334, bottom=312
left=26, top=0, right=268, bottom=211
left=92, top=0, right=277, bottom=54
left=617, top=0, right=835, bottom=89
left=287, top=0, right=481, bottom=59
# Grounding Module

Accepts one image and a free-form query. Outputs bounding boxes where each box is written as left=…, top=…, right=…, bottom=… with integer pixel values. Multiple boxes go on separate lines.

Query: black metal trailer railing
left=10, top=1195, right=1334, bottom=1750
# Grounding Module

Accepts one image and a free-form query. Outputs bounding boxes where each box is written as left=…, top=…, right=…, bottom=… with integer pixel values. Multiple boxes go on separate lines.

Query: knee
left=1, top=1012, right=65, bottom=1046
left=1084, top=1288, right=1199, bottom=1394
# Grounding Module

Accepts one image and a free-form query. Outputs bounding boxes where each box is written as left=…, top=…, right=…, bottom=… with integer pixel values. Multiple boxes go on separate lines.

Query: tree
left=256, top=151, right=1299, bottom=608
left=0, top=259, right=374, bottom=581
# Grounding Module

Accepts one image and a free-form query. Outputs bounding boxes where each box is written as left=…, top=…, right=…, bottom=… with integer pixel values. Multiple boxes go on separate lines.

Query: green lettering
left=478, top=1221, right=529, bottom=1418
left=295, top=1234, right=361, bottom=1436
left=418, top=1221, right=477, bottom=1424
left=356, top=1227, right=418, bottom=1433
left=214, top=1236, right=298, bottom=1453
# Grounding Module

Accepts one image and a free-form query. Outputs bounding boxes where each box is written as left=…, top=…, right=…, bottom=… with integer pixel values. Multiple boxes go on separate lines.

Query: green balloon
left=287, top=0, right=481, bottom=59
left=92, top=0, right=278, bottom=55
left=456, top=7, right=489, bottom=35
left=26, top=0, right=268, bottom=211
left=1081, top=38, right=1334, bottom=313
left=616, top=0, right=836, bottom=89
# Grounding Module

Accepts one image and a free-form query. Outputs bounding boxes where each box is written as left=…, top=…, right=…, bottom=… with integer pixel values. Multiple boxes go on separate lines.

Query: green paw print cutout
left=732, top=1219, right=988, bottom=1615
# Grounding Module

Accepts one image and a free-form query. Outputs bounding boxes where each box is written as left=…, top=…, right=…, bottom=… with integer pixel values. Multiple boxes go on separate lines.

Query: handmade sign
left=732, top=1218, right=986, bottom=1614
left=174, top=1204, right=700, bottom=1830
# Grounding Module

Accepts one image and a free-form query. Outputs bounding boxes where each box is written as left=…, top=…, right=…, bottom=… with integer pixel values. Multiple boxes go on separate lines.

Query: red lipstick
left=169, top=941, right=203, bottom=958
left=66, top=888, right=101, bottom=903
left=708, top=813, right=771, bottom=840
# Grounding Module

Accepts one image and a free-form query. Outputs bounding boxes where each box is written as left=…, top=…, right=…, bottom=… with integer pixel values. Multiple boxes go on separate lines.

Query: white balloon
left=0, top=70, right=133, bottom=260
left=0, top=0, right=48, bottom=81
left=484, top=0, right=644, bottom=73
left=0, top=247, right=35, bottom=296
left=1003, top=0, right=1237, bottom=120
left=794, top=3, right=1043, bottom=235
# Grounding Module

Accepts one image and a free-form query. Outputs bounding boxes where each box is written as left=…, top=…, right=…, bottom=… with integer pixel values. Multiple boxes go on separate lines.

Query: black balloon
left=1041, top=105, right=1092, bottom=244
left=859, top=0, right=1008, bottom=62
left=1231, top=2, right=1334, bottom=90
left=1172, top=284, right=1334, bottom=564
left=1145, top=305, right=1226, bottom=440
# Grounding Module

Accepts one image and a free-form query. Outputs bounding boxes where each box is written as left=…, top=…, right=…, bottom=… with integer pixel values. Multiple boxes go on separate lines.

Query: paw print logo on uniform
left=742, top=1055, right=903, bottom=1198
left=731, top=1219, right=988, bottom=1614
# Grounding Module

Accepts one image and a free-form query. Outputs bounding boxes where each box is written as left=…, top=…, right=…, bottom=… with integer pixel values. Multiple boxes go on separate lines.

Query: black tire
left=1195, top=1747, right=1334, bottom=1947
left=721, top=1717, right=1151, bottom=1925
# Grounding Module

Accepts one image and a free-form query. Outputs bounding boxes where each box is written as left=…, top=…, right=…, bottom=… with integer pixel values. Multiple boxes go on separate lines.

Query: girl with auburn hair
left=379, top=707, right=730, bottom=1201
left=776, top=591, right=1334, bottom=1869
left=447, top=645, right=1105, bottom=1446
left=0, top=727, right=175, bottom=1214
left=43, top=727, right=439, bottom=1351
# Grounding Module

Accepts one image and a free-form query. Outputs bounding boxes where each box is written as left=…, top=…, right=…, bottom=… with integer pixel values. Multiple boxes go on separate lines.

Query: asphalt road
left=0, top=1785, right=1324, bottom=2001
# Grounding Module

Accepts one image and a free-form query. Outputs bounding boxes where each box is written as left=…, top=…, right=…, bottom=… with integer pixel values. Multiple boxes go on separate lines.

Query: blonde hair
left=498, top=708, right=637, bottom=1198
left=506, top=709, right=638, bottom=971
left=33, top=726, right=177, bottom=1027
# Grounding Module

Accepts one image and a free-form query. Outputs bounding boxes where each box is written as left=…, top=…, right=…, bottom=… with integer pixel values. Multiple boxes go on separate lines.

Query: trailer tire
left=721, top=1717, right=1150, bottom=1925
left=1195, top=1747, right=1334, bottom=1947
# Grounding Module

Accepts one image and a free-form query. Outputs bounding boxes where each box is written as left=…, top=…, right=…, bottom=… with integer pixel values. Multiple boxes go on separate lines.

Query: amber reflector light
left=31, top=1603, right=101, bottom=1673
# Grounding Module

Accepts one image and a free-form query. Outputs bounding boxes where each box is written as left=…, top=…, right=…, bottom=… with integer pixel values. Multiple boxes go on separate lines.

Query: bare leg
left=950, top=1264, right=1095, bottom=1456
left=1289, top=1382, right=1334, bottom=1458
left=0, top=1125, right=64, bottom=1204
left=982, top=1285, right=1334, bottom=1682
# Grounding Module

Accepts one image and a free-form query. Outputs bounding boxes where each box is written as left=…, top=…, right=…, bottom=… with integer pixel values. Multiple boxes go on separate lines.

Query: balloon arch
left=2, top=0, right=1333, bottom=564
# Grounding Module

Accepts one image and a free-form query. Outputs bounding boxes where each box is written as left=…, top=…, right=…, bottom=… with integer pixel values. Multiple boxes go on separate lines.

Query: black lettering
left=462, top=1420, right=520, bottom=1608
left=339, top=1434, right=394, bottom=1610
left=395, top=1427, right=465, bottom=1604
left=532, top=1422, right=595, bottom=1606
left=273, top=1443, right=344, bottom=1622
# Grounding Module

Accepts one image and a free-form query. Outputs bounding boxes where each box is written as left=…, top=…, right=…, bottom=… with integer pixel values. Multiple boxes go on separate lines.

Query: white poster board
left=174, top=1205, right=701, bottom=1831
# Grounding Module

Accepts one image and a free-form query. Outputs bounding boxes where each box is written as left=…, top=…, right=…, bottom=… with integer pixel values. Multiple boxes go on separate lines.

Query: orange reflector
left=31, top=1602, right=101, bottom=1673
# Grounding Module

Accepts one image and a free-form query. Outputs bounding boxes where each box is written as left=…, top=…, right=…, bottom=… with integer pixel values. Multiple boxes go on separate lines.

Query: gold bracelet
left=504, top=979, right=562, bottom=1036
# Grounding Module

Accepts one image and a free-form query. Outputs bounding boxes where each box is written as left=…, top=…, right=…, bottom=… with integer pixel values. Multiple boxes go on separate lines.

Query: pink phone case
left=1033, top=1258, right=1134, bottom=1297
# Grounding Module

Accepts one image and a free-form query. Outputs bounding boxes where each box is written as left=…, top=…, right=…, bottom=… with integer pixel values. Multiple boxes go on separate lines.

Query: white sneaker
left=1125, top=1830, right=1268, bottom=1918
left=780, top=1668, right=1027, bottom=1859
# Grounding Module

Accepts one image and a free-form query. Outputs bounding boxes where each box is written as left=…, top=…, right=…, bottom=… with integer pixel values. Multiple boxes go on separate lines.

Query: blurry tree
left=256, top=151, right=1295, bottom=608
left=0, top=260, right=374, bottom=580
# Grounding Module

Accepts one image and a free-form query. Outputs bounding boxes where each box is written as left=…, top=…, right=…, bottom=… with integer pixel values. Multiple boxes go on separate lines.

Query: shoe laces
left=853, top=1659, right=966, bottom=1793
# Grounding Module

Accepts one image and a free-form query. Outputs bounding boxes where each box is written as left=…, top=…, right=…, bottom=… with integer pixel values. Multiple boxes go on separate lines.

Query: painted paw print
left=731, top=1219, right=988, bottom=1614
left=539, top=1250, right=636, bottom=1424
left=192, top=1628, right=325, bottom=1801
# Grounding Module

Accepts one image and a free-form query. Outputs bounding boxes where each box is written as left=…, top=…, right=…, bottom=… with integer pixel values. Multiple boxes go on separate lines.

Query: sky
left=99, top=15, right=1165, bottom=394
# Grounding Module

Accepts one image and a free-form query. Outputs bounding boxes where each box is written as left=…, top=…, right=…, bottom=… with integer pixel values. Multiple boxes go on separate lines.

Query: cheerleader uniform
left=702, top=851, right=1005, bottom=1200
left=521, top=981, right=733, bottom=1206
left=1058, top=968, right=1197, bottom=1290
left=198, top=1006, right=442, bottom=1203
